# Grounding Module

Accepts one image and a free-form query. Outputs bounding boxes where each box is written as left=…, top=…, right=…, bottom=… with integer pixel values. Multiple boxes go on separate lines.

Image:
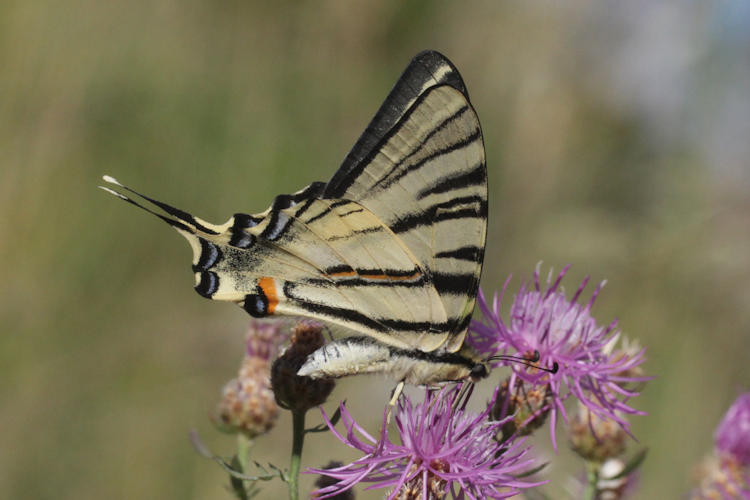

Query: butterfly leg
left=452, top=381, right=475, bottom=412
left=386, top=380, right=405, bottom=424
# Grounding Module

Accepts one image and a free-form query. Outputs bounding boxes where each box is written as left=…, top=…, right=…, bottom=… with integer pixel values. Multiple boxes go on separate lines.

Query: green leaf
left=189, top=430, right=287, bottom=482
left=305, top=402, right=344, bottom=434
left=610, top=447, right=648, bottom=480
left=513, top=461, right=549, bottom=478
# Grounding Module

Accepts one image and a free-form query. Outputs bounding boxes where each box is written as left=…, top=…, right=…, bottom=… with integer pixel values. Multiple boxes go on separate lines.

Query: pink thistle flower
left=309, top=385, right=544, bottom=499
left=690, top=391, right=750, bottom=499
left=469, top=265, right=649, bottom=449
left=715, top=392, right=750, bottom=466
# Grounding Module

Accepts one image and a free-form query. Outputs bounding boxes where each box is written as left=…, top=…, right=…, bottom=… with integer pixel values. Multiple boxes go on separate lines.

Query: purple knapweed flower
left=716, top=392, right=750, bottom=466
left=690, top=392, right=750, bottom=499
left=244, top=318, right=288, bottom=360
left=309, top=385, right=544, bottom=499
left=469, top=265, right=649, bottom=449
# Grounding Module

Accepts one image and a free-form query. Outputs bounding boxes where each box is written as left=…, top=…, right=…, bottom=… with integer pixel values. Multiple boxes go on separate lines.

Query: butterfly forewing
left=322, top=85, right=487, bottom=352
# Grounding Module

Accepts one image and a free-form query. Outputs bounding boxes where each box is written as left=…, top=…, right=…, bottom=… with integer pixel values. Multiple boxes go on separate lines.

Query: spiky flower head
left=691, top=455, right=750, bottom=500
left=715, top=392, right=750, bottom=466
left=691, top=392, right=750, bottom=499
left=216, top=320, right=287, bottom=438
left=469, top=265, right=649, bottom=448
left=492, top=377, right=552, bottom=442
left=309, top=384, right=544, bottom=499
left=244, top=318, right=287, bottom=361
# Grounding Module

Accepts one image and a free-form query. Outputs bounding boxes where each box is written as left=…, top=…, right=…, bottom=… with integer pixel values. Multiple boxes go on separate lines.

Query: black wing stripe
left=434, top=245, right=483, bottom=262
left=338, top=208, right=364, bottom=217
left=289, top=296, right=450, bottom=334
left=432, top=272, right=479, bottom=295
left=305, top=200, right=353, bottom=225
left=325, top=226, right=382, bottom=242
left=293, top=197, right=317, bottom=218
left=417, top=161, right=486, bottom=200
left=389, top=196, right=487, bottom=234
left=260, top=211, right=292, bottom=241
left=304, top=276, right=427, bottom=288
left=375, top=124, right=480, bottom=192
left=371, top=105, right=472, bottom=190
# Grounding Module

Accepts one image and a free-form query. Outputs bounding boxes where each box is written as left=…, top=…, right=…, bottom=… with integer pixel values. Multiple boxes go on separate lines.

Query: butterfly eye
left=470, top=363, right=489, bottom=381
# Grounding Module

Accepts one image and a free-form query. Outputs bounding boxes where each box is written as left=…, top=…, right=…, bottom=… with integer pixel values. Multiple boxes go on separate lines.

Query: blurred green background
left=2, top=1, right=749, bottom=498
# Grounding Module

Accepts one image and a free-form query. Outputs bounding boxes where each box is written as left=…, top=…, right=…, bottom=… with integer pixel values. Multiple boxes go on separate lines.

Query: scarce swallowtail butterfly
left=102, top=50, right=490, bottom=387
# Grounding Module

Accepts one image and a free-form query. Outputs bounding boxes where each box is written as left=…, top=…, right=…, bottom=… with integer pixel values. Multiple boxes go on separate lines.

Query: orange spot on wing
left=328, top=270, right=357, bottom=278
left=368, top=271, right=422, bottom=281
left=329, top=270, right=422, bottom=281
left=258, top=277, right=278, bottom=314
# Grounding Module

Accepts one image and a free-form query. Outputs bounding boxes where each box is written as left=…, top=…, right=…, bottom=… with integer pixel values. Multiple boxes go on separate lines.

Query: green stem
left=237, top=433, right=252, bottom=473
left=583, top=462, right=600, bottom=500
left=289, top=409, right=306, bottom=500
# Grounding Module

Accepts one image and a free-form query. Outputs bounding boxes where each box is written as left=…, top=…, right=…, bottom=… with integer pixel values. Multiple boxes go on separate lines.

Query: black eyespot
left=272, top=194, right=295, bottom=210
left=194, top=272, right=219, bottom=298
left=194, top=239, right=222, bottom=271
left=229, top=213, right=261, bottom=249
left=232, top=213, right=261, bottom=229
left=229, top=231, right=255, bottom=249
left=243, top=290, right=268, bottom=317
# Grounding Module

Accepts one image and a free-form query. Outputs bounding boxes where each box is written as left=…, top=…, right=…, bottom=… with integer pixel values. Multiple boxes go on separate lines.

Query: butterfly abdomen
left=297, top=336, right=479, bottom=385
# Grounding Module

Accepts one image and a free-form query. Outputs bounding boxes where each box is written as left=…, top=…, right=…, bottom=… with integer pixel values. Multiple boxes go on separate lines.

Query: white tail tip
left=98, top=185, right=128, bottom=200
left=102, top=175, right=122, bottom=186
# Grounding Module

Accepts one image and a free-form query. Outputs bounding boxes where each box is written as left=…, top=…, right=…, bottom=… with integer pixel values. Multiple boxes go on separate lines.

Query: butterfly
left=102, top=50, right=490, bottom=387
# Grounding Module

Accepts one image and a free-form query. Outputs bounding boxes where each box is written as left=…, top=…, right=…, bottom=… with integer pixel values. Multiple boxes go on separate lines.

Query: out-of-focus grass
left=1, top=1, right=749, bottom=498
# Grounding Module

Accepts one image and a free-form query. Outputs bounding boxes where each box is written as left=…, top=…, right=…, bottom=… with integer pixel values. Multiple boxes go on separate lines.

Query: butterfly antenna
left=486, top=350, right=559, bottom=374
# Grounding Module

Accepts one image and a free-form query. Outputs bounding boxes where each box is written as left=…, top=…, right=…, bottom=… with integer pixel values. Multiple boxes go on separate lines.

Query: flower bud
left=217, top=357, right=278, bottom=438
left=569, top=403, right=627, bottom=462
left=492, top=377, right=551, bottom=442
left=215, top=320, right=287, bottom=438
left=271, top=320, right=334, bottom=412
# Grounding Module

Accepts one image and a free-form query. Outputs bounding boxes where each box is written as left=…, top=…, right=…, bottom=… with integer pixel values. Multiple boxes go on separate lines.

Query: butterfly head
left=469, top=362, right=490, bottom=382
